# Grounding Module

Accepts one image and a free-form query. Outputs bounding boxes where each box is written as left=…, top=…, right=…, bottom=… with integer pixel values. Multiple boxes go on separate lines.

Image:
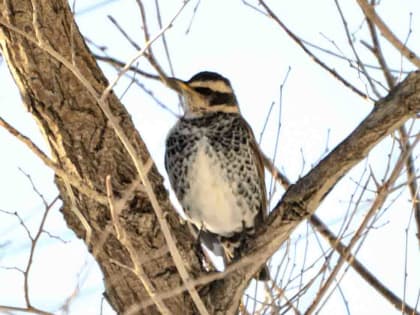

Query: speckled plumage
left=165, top=112, right=265, bottom=237
left=164, top=71, right=269, bottom=280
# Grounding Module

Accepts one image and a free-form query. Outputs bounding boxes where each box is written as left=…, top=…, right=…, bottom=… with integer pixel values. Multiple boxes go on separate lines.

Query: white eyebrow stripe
left=189, top=80, right=233, bottom=94
left=205, top=105, right=240, bottom=113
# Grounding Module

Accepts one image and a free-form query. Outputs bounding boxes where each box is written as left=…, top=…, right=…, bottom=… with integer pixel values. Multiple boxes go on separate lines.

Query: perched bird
left=165, top=71, right=269, bottom=280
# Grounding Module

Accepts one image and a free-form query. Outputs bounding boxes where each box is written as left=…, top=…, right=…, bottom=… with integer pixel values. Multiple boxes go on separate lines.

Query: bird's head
left=168, top=71, right=240, bottom=117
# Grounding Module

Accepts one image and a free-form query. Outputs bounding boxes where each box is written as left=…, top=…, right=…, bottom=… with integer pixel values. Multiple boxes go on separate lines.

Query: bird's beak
left=165, top=77, right=204, bottom=115
left=166, top=77, right=195, bottom=95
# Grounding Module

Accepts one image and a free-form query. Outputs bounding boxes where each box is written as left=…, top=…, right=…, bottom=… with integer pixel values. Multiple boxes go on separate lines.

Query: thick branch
left=210, top=71, right=420, bottom=313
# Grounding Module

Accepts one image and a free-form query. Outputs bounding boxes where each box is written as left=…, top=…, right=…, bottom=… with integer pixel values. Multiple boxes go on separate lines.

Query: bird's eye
left=209, top=92, right=236, bottom=106
left=193, top=87, right=213, bottom=96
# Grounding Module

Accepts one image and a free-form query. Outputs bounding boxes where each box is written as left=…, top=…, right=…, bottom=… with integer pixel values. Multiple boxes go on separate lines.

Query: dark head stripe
left=192, top=86, right=237, bottom=106
left=188, top=71, right=231, bottom=87
left=193, top=87, right=213, bottom=96
left=209, top=92, right=237, bottom=106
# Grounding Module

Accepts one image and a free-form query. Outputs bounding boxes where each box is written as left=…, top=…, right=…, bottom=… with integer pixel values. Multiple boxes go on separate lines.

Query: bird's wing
left=236, top=117, right=268, bottom=221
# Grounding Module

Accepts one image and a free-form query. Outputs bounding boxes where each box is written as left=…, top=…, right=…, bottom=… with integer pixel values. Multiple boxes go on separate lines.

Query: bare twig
left=241, top=0, right=267, bottom=16
left=259, top=101, right=275, bottom=144
left=364, top=9, right=420, bottom=246
left=334, top=0, right=381, bottom=97
left=18, top=167, right=48, bottom=207
left=153, top=0, right=176, bottom=77
left=108, top=15, right=141, bottom=50
left=0, top=305, right=54, bottom=315
left=134, top=0, right=188, bottom=102
left=305, top=134, right=420, bottom=314
left=0, top=116, right=108, bottom=205
left=0, top=194, right=59, bottom=315
left=398, top=126, right=420, bottom=247
left=93, top=54, right=159, bottom=80
left=151, top=0, right=184, bottom=109
left=257, top=0, right=370, bottom=100
left=268, top=67, right=290, bottom=203
left=185, top=0, right=203, bottom=34
left=365, top=10, right=395, bottom=89
left=263, top=142, right=420, bottom=315
left=310, top=215, right=420, bottom=315
left=300, top=37, right=410, bottom=75
left=99, top=3, right=186, bottom=103
left=93, top=53, right=179, bottom=116
left=356, top=0, right=420, bottom=68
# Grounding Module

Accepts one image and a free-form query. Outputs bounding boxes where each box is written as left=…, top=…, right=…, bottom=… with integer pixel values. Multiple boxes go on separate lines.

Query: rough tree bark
left=0, top=1, right=418, bottom=315
left=0, top=1, right=200, bottom=314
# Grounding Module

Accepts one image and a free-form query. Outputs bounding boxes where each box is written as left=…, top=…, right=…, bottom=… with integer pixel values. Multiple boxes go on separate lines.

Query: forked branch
left=209, top=71, right=420, bottom=313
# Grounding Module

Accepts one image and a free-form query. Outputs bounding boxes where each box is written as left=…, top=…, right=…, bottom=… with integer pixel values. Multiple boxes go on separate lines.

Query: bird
left=164, top=71, right=269, bottom=281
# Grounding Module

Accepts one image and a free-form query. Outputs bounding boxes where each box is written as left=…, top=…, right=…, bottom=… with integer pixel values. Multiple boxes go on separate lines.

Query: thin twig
left=365, top=6, right=395, bottom=88
left=152, top=0, right=184, bottom=109
left=0, top=305, right=54, bottom=315
left=185, top=0, right=203, bottom=34
left=0, top=117, right=108, bottom=205
left=334, top=0, right=381, bottom=97
left=257, top=0, right=370, bottom=100
left=268, top=68, right=290, bottom=204
left=0, top=194, right=59, bottom=315
left=108, top=15, right=141, bottom=50
left=356, top=0, right=420, bottom=68
left=263, top=146, right=420, bottom=315
left=18, top=167, right=48, bottom=207
left=93, top=54, right=159, bottom=80
left=310, top=215, right=420, bottom=315
left=259, top=101, right=275, bottom=144
left=153, top=0, right=176, bottom=76
left=300, top=37, right=410, bottom=75
left=241, top=0, right=267, bottom=16
left=125, top=71, right=180, bottom=117
left=134, top=1, right=188, bottom=98
left=364, top=11, right=420, bottom=246
left=304, top=134, right=420, bottom=314
left=99, top=3, right=186, bottom=104
left=93, top=53, right=179, bottom=117
left=398, top=125, right=420, bottom=248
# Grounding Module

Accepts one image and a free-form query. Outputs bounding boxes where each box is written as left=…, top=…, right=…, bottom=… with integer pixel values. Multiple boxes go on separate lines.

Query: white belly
left=182, top=139, right=255, bottom=236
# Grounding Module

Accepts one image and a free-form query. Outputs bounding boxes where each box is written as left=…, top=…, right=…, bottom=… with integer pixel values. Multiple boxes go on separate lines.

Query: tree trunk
left=0, top=1, right=200, bottom=314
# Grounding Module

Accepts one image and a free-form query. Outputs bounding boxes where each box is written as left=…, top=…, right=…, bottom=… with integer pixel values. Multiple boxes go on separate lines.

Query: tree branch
left=210, top=71, right=420, bottom=313
left=310, top=215, right=420, bottom=315
left=356, top=0, right=420, bottom=68
left=257, top=0, right=370, bottom=100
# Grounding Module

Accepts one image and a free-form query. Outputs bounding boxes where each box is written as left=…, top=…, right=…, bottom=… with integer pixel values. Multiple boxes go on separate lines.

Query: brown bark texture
left=0, top=1, right=200, bottom=314
left=0, top=1, right=419, bottom=314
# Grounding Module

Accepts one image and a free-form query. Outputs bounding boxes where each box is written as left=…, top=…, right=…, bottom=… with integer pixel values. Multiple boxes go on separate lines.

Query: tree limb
left=356, top=0, right=420, bottom=68
left=209, top=71, right=420, bottom=313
